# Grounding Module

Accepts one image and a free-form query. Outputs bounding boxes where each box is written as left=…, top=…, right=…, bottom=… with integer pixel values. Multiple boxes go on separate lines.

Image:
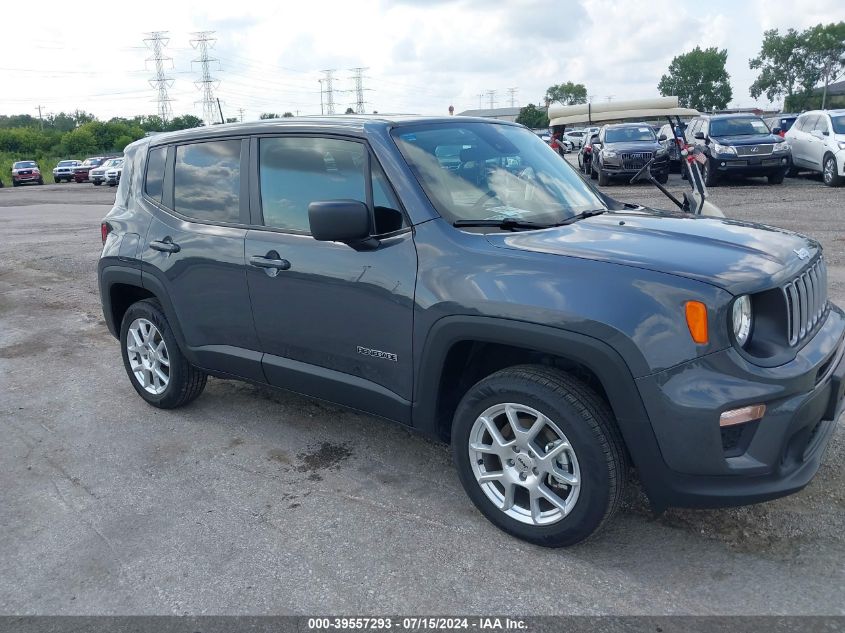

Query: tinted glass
left=709, top=117, right=770, bottom=137
left=372, top=160, right=407, bottom=234
left=815, top=116, right=829, bottom=134
left=605, top=126, right=655, bottom=143
left=260, top=137, right=366, bottom=232
left=14, top=161, right=36, bottom=168
left=144, top=146, right=167, bottom=202
left=392, top=122, right=606, bottom=226
left=58, top=160, right=75, bottom=167
left=174, top=140, right=240, bottom=222
left=832, top=115, right=845, bottom=134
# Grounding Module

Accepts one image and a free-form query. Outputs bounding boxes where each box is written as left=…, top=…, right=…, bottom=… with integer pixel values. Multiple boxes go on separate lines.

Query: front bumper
left=601, top=156, right=670, bottom=177
left=710, top=152, right=791, bottom=176
left=73, top=170, right=91, bottom=182
left=13, top=173, right=41, bottom=183
left=635, top=303, right=845, bottom=509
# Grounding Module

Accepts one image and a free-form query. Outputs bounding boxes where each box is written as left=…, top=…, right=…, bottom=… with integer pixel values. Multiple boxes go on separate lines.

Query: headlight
left=712, top=142, right=736, bottom=155
left=732, top=295, right=753, bottom=347
left=773, top=142, right=789, bottom=152
left=838, top=141, right=845, bottom=150
left=602, top=150, right=617, bottom=158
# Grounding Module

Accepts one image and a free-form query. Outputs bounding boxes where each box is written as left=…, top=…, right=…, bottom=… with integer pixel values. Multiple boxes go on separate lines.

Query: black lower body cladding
left=635, top=304, right=845, bottom=509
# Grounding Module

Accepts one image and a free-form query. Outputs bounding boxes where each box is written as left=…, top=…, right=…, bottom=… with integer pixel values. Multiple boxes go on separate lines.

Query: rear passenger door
left=141, top=138, right=263, bottom=381
left=244, top=135, right=417, bottom=422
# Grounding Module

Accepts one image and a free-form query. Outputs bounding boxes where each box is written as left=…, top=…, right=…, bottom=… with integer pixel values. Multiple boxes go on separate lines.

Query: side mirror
left=772, top=127, right=781, bottom=135
left=308, top=200, right=372, bottom=245
left=658, top=134, right=667, bottom=141
left=694, top=131, right=705, bottom=140
left=810, top=129, right=824, bottom=139
left=592, top=142, right=602, bottom=151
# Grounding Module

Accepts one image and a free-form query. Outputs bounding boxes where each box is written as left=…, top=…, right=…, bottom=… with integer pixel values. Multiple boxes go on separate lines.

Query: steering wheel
left=470, top=190, right=498, bottom=213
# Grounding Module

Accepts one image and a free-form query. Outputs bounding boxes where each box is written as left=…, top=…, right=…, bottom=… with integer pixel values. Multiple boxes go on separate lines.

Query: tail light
left=101, top=222, right=112, bottom=244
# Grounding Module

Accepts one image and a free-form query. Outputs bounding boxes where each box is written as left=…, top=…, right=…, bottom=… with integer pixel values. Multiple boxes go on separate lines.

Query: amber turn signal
left=685, top=301, right=709, bottom=344
left=720, top=404, right=766, bottom=427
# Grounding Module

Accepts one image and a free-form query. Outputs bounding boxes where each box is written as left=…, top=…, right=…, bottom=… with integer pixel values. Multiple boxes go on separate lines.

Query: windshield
left=605, top=126, right=655, bottom=143
left=710, top=117, right=770, bottom=137
left=58, top=160, right=75, bottom=167
left=831, top=115, right=845, bottom=135
left=83, top=158, right=103, bottom=167
left=392, top=122, right=607, bottom=226
left=14, top=161, right=36, bottom=169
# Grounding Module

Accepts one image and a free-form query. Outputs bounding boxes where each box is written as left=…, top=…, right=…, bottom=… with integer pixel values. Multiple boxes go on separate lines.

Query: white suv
left=784, top=109, right=845, bottom=187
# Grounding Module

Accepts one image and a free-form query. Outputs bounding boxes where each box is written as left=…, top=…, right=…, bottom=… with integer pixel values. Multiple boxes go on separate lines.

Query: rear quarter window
left=173, top=140, right=241, bottom=223
left=144, top=146, right=167, bottom=202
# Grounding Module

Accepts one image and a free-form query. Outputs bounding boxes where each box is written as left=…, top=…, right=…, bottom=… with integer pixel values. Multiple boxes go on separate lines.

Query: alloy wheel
left=824, top=158, right=834, bottom=185
left=126, top=318, right=170, bottom=395
left=468, top=403, right=581, bottom=526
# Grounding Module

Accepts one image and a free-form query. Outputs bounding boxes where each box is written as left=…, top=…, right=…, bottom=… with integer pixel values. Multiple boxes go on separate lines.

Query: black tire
left=589, top=164, right=597, bottom=180
left=655, top=171, right=669, bottom=184
left=12, top=180, right=19, bottom=187
left=597, top=168, right=610, bottom=186
left=119, top=299, right=207, bottom=409
left=767, top=172, right=785, bottom=185
left=703, top=159, right=719, bottom=187
left=93, top=181, right=101, bottom=186
left=38, top=178, right=44, bottom=185
left=823, top=154, right=843, bottom=187
left=53, top=177, right=59, bottom=183
left=451, top=365, right=627, bottom=547
left=787, top=166, right=801, bottom=178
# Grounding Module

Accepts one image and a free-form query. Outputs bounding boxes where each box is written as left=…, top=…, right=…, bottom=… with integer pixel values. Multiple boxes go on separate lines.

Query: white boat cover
left=548, top=97, right=699, bottom=126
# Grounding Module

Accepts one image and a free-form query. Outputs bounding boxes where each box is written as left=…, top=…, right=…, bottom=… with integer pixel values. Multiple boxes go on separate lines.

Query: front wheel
left=451, top=365, right=627, bottom=547
left=703, top=159, right=719, bottom=187
left=655, top=171, right=669, bottom=184
left=823, top=155, right=843, bottom=187
left=53, top=177, right=59, bottom=183
left=93, top=181, right=101, bottom=186
left=38, top=178, right=44, bottom=185
left=597, top=168, right=610, bottom=186
left=120, top=299, right=207, bottom=408
left=767, top=172, right=785, bottom=185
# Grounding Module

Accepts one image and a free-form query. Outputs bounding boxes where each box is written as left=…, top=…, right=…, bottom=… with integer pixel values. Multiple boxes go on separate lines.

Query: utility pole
left=35, top=105, right=44, bottom=130
left=605, top=95, right=614, bottom=102
left=144, top=31, right=174, bottom=124
left=507, top=87, right=518, bottom=108
left=190, top=31, right=220, bottom=126
left=478, top=93, right=485, bottom=109
left=350, top=67, right=369, bottom=114
left=238, top=108, right=245, bottom=122
left=486, top=89, right=497, bottom=109
left=321, top=70, right=336, bottom=115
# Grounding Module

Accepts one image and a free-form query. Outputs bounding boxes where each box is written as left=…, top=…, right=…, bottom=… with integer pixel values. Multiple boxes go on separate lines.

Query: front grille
left=621, top=151, right=653, bottom=170
left=735, top=144, right=773, bottom=156
left=783, top=257, right=828, bottom=346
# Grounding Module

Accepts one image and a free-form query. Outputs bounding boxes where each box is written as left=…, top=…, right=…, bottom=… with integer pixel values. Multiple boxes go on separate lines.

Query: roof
left=697, top=113, right=763, bottom=119
left=813, top=80, right=845, bottom=96
left=457, top=107, right=523, bottom=117
left=140, top=114, right=517, bottom=147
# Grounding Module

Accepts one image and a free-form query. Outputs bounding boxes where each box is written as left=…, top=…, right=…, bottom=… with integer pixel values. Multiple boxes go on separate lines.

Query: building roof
left=813, top=80, right=845, bottom=96
left=457, top=107, right=523, bottom=117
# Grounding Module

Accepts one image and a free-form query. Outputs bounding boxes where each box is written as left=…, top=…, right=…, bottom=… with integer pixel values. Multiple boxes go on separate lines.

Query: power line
left=350, top=67, right=369, bottom=114
left=486, top=89, right=497, bottom=109
left=144, top=31, right=174, bottom=123
left=190, top=31, right=220, bottom=126
left=321, top=70, right=336, bottom=115
left=507, top=87, right=518, bottom=108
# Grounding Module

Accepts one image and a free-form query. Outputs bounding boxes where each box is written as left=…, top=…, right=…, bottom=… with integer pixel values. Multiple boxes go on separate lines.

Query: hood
left=603, top=140, right=659, bottom=151
left=711, top=133, right=782, bottom=146
left=485, top=210, right=819, bottom=295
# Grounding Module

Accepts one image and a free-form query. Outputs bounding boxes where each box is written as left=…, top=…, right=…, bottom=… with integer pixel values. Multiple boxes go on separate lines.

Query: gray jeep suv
left=98, top=116, right=845, bottom=547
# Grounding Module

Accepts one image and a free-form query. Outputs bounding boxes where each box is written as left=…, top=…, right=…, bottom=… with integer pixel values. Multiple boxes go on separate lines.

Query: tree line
left=516, top=21, right=844, bottom=128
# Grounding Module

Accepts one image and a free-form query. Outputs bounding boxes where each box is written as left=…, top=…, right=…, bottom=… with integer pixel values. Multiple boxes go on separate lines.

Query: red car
left=73, top=156, right=107, bottom=183
left=11, top=161, right=44, bottom=186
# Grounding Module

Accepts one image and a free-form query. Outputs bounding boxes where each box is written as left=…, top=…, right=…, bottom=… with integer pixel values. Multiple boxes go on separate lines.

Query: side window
left=144, top=146, right=167, bottom=202
left=259, top=137, right=366, bottom=233
left=372, top=160, right=407, bottom=235
left=699, top=120, right=709, bottom=138
left=173, top=140, right=241, bottom=223
left=686, top=120, right=699, bottom=141
left=816, top=116, right=830, bottom=134
left=802, top=115, right=819, bottom=133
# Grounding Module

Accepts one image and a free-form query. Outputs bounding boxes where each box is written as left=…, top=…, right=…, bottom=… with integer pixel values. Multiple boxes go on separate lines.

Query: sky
left=1, top=0, right=841, bottom=123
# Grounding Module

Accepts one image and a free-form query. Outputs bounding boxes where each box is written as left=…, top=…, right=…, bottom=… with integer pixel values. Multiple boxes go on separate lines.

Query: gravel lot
left=1, top=174, right=843, bottom=615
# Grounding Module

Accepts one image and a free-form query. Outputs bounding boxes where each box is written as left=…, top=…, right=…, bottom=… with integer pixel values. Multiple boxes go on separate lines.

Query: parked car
left=10, top=160, right=44, bottom=186
left=591, top=122, right=670, bottom=185
left=784, top=109, right=845, bottom=187
left=52, top=159, right=81, bottom=183
left=90, top=158, right=122, bottom=186
left=105, top=158, right=125, bottom=186
left=763, top=114, right=798, bottom=138
left=685, top=114, right=791, bottom=186
left=98, top=116, right=844, bottom=548
left=563, top=130, right=586, bottom=149
left=657, top=123, right=686, bottom=172
left=73, top=156, right=108, bottom=183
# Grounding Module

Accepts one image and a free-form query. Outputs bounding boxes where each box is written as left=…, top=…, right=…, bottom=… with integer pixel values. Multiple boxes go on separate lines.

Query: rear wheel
left=452, top=365, right=627, bottom=547
left=120, top=299, right=207, bottom=409
left=823, top=154, right=843, bottom=187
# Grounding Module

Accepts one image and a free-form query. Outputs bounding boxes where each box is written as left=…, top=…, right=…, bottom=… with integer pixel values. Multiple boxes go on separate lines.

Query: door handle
left=250, top=253, right=291, bottom=271
left=149, top=238, right=181, bottom=253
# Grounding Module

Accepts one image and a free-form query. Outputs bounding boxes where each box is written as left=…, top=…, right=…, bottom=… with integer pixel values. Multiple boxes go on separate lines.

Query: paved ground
left=1, top=175, right=844, bottom=615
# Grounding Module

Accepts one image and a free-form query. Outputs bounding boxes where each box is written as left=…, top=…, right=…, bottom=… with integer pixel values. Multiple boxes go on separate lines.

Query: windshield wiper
left=553, top=209, right=607, bottom=225
left=453, top=218, right=552, bottom=231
